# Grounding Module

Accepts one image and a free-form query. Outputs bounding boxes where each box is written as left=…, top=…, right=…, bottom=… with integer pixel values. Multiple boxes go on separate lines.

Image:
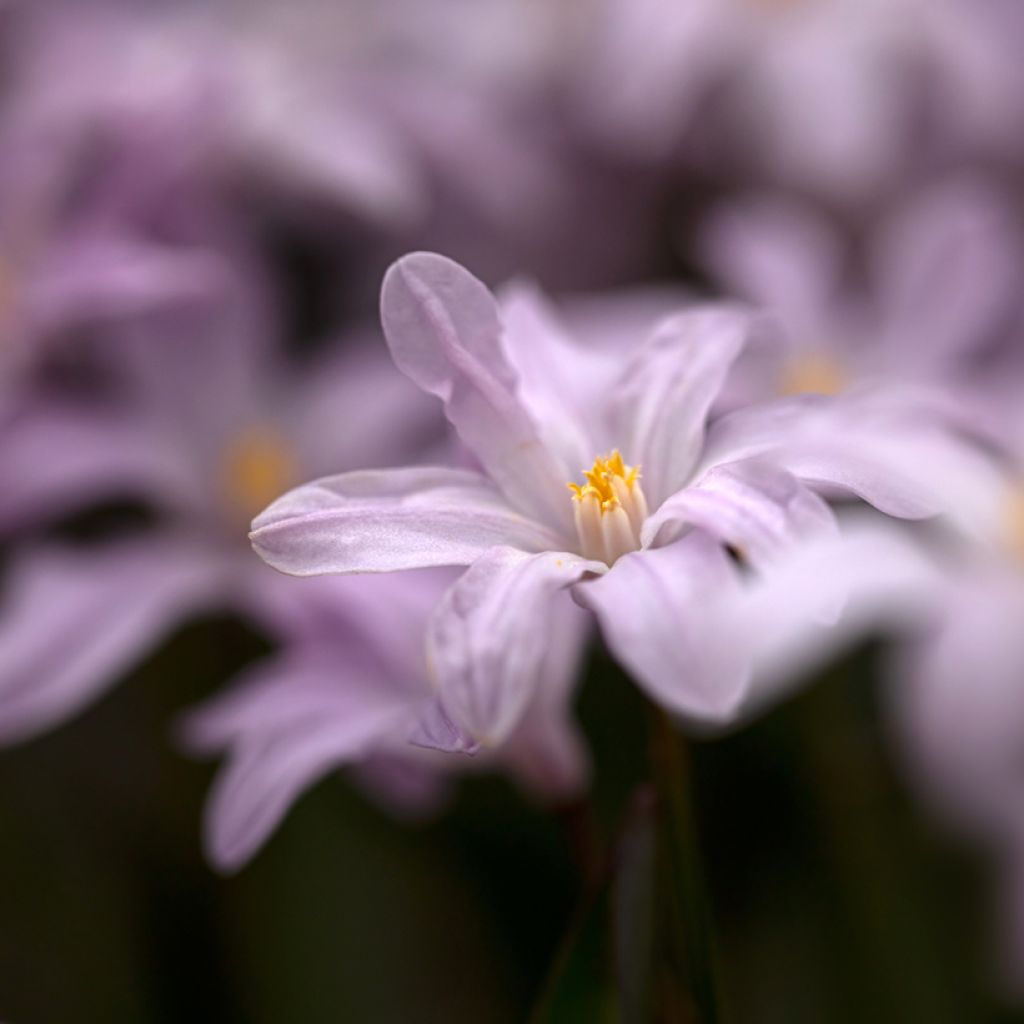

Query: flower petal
left=574, top=533, right=749, bottom=724
left=578, top=519, right=941, bottom=728
left=890, top=570, right=1024, bottom=840
left=700, top=195, right=843, bottom=339
left=425, top=547, right=604, bottom=749
left=874, top=179, right=1020, bottom=364
left=380, top=252, right=573, bottom=532
left=0, top=401, right=181, bottom=536
left=610, top=306, right=758, bottom=506
left=497, top=595, right=593, bottom=800
left=251, top=466, right=561, bottom=575
left=701, top=390, right=990, bottom=520
left=193, top=656, right=421, bottom=872
left=0, top=537, right=218, bottom=744
left=497, top=280, right=624, bottom=472
left=640, top=458, right=837, bottom=566
left=718, top=517, right=944, bottom=723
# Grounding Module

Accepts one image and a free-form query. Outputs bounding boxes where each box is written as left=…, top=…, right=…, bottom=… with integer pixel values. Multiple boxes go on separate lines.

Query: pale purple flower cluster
left=0, top=0, right=1023, bottom=995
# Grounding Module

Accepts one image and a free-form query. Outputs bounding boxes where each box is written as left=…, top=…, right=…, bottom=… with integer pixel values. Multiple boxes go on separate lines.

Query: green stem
left=647, top=703, right=721, bottom=1024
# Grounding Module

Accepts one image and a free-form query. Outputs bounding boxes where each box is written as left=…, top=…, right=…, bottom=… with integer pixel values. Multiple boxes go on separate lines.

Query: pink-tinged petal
left=498, top=596, right=593, bottom=800
left=426, top=547, right=605, bottom=749
left=348, top=752, right=453, bottom=822
left=0, top=537, right=219, bottom=744
left=288, top=340, right=445, bottom=478
left=579, top=519, right=941, bottom=729
left=700, top=196, right=842, bottom=339
left=380, top=252, right=573, bottom=532
left=718, top=518, right=944, bottom=723
left=889, top=570, right=1024, bottom=840
left=641, top=458, right=837, bottom=566
left=26, top=234, right=225, bottom=336
left=874, top=179, right=1020, bottom=364
left=574, top=533, right=748, bottom=724
left=701, top=391, right=990, bottom=520
left=496, top=281, right=616, bottom=473
left=610, top=307, right=759, bottom=506
left=251, top=466, right=561, bottom=576
left=0, top=402, right=180, bottom=535
left=194, top=657, right=421, bottom=872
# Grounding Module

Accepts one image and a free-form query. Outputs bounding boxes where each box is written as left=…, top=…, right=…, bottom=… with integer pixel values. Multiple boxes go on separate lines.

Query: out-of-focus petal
left=380, top=252, right=573, bottom=532
left=426, top=547, right=604, bottom=749
left=874, top=179, right=1020, bottom=364
left=288, top=340, right=445, bottom=478
left=193, top=656, right=421, bottom=872
left=0, top=537, right=219, bottom=744
left=890, top=571, right=1024, bottom=840
left=251, top=467, right=561, bottom=575
left=26, top=234, right=226, bottom=337
left=0, top=402, right=181, bottom=535
left=640, top=458, right=837, bottom=566
left=700, top=196, right=842, bottom=340
left=610, top=307, right=756, bottom=506
left=575, top=532, right=748, bottom=724
left=720, top=517, right=945, bottom=723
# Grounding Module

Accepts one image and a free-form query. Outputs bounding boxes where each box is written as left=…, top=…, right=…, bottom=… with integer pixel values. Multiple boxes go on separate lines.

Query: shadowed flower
left=571, top=0, right=1024, bottom=200
left=700, top=179, right=1020, bottom=408
left=0, top=269, right=441, bottom=744
left=180, top=567, right=591, bottom=872
left=251, top=252, right=968, bottom=752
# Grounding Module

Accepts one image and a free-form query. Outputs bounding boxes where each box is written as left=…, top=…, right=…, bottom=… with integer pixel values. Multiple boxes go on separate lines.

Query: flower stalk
left=647, top=703, right=721, bottom=1024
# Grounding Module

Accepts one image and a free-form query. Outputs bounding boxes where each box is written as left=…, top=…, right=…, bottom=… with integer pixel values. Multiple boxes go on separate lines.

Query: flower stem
left=647, top=703, right=721, bottom=1024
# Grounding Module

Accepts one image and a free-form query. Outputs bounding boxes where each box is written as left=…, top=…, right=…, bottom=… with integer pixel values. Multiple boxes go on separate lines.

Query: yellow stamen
left=779, top=351, right=847, bottom=397
left=222, top=426, right=297, bottom=520
left=1006, top=486, right=1024, bottom=561
left=742, top=0, right=808, bottom=12
left=568, top=450, right=648, bottom=564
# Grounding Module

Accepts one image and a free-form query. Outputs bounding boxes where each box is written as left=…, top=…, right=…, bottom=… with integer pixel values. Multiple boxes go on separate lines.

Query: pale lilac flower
left=700, top=179, right=1021, bottom=405
left=885, top=397, right=1024, bottom=846
left=0, top=276, right=441, bottom=742
left=571, top=0, right=1024, bottom=200
left=730, top=390, right=1024, bottom=994
left=181, top=567, right=590, bottom=872
left=251, top=252, right=966, bottom=750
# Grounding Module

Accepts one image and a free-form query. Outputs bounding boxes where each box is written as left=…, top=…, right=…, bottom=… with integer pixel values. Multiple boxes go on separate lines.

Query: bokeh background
left=1, top=1, right=1023, bottom=1021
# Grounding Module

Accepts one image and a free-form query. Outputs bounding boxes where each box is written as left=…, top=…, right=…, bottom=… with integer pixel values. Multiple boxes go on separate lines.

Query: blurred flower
left=570, top=0, right=1024, bottom=200
left=251, top=252, right=969, bottom=752
left=883, top=399, right=1024, bottom=919
left=181, top=566, right=590, bottom=872
left=0, top=267, right=441, bottom=742
left=699, top=178, right=1021, bottom=408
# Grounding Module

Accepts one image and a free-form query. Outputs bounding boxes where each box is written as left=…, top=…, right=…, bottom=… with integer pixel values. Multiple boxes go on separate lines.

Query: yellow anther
left=1006, top=485, right=1024, bottom=562
left=568, top=450, right=649, bottom=564
left=222, top=425, right=297, bottom=520
left=569, top=450, right=640, bottom=511
left=779, top=351, right=847, bottom=397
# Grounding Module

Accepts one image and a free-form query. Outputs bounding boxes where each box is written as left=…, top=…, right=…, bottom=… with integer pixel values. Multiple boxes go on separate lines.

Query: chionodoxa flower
left=251, top=252, right=965, bottom=753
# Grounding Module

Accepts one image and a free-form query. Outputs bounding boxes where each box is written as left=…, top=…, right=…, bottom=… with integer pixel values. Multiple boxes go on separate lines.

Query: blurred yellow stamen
left=779, top=352, right=847, bottom=397
left=1006, top=486, right=1024, bottom=561
left=222, top=426, right=297, bottom=520
left=742, top=0, right=807, bottom=12
left=568, top=450, right=648, bottom=564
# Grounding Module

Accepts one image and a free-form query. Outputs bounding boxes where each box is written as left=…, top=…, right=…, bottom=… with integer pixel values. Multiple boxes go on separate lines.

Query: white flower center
left=568, top=450, right=648, bottom=565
